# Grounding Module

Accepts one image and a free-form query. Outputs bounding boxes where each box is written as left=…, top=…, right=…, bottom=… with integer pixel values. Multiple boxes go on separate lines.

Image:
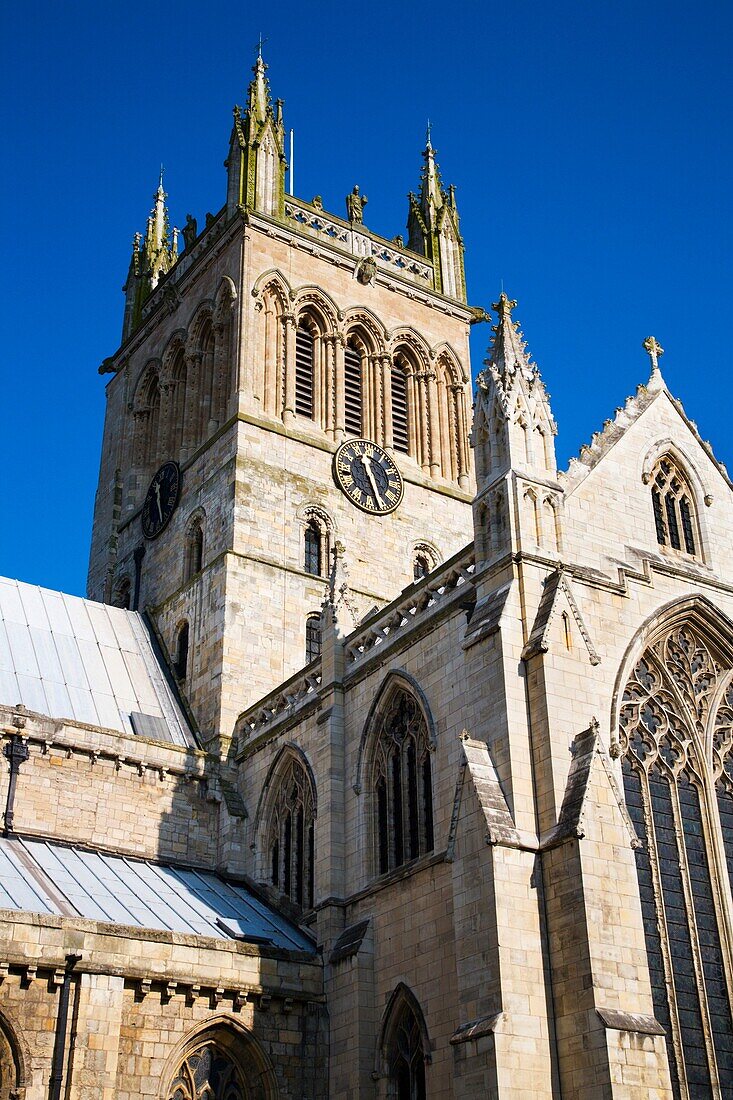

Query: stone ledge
left=596, top=1007, right=665, bottom=1035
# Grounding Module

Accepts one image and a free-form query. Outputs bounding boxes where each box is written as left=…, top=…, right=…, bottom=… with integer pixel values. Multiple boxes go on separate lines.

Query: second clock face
left=141, top=461, right=181, bottom=539
left=333, top=439, right=403, bottom=515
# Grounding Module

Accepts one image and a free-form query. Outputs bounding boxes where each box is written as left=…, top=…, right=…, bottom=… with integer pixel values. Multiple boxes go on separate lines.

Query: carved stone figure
left=346, top=185, right=367, bottom=224
left=356, top=256, right=377, bottom=285
left=311, top=195, right=324, bottom=210
left=182, top=214, right=197, bottom=251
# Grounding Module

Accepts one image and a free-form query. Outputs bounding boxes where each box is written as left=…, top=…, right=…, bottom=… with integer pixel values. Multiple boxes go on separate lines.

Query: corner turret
left=121, top=171, right=178, bottom=341
left=226, top=51, right=286, bottom=218
left=406, top=127, right=466, bottom=301
left=472, top=294, right=563, bottom=565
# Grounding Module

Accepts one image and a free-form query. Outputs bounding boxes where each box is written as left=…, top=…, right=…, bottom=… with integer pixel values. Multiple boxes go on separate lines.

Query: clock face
left=333, top=439, right=403, bottom=514
left=141, top=462, right=181, bottom=539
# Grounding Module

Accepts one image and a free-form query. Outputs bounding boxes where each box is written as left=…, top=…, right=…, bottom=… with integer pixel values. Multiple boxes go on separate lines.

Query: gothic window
left=380, top=986, right=429, bottom=1100
left=166, top=1042, right=247, bottom=1100
left=175, top=622, right=189, bottom=681
left=618, top=621, right=733, bottom=1096
left=184, top=518, right=204, bottom=581
left=197, top=318, right=216, bottom=441
left=295, top=324, right=315, bottom=419
left=391, top=360, right=410, bottom=454
left=268, top=755, right=315, bottom=908
left=170, top=345, right=188, bottom=455
left=344, top=341, right=363, bottom=436
left=305, top=614, right=321, bottom=664
left=650, top=456, right=698, bottom=557
left=304, top=521, right=322, bottom=576
left=373, top=688, right=433, bottom=875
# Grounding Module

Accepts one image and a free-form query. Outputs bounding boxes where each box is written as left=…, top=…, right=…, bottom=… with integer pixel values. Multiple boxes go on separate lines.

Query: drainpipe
left=49, top=953, right=82, bottom=1100
left=3, top=732, right=29, bottom=837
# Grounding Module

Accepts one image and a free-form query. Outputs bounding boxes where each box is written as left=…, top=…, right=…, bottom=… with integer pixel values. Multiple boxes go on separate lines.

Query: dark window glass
left=652, top=458, right=698, bottom=557
left=344, top=344, right=363, bottom=436
left=295, top=326, right=314, bottom=419
left=306, top=616, right=321, bottom=664
left=373, top=690, right=433, bottom=875
left=665, top=493, right=681, bottom=549
left=413, top=554, right=430, bottom=582
left=304, top=522, right=321, bottom=576
left=268, top=757, right=315, bottom=910
left=652, top=488, right=666, bottom=545
left=175, top=623, right=189, bottom=680
left=385, top=1000, right=427, bottom=1100
left=680, top=497, right=696, bottom=555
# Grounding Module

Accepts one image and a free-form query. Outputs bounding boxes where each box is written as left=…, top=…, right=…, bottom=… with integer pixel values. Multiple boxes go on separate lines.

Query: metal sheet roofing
left=0, top=578, right=195, bottom=747
left=0, top=836, right=313, bottom=953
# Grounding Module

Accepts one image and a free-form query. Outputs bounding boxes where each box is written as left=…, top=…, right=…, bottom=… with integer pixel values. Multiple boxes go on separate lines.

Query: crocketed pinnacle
left=485, top=292, right=537, bottom=381
left=247, top=53, right=272, bottom=125
left=417, top=126, right=445, bottom=227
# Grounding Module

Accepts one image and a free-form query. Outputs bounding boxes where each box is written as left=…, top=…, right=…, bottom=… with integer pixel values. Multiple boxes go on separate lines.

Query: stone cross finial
left=643, top=336, right=664, bottom=372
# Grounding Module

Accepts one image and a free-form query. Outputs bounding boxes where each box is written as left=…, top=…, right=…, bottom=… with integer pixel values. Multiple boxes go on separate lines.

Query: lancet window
left=618, top=621, right=733, bottom=1096
left=305, top=614, right=321, bottom=664
left=650, top=456, right=698, bottom=557
left=295, top=324, right=315, bottom=419
left=302, top=511, right=330, bottom=578
left=380, top=986, right=429, bottom=1100
left=174, top=622, right=189, bottom=681
left=344, top=341, right=363, bottom=436
left=166, top=1042, right=247, bottom=1100
left=268, top=755, right=315, bottom=909
left=184, top=518, right=204, bottom=582
left=391, top=360, right=410, bottom=454
left=373, top=688, right=433, bottom=876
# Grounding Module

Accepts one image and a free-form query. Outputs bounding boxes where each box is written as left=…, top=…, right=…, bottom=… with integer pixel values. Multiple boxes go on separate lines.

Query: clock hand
left=154, top=481, right=163, bottom=522
left=360, top=453, right=384, bottom=508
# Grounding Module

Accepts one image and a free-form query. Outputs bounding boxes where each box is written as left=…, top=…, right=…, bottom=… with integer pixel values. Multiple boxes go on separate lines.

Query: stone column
left=417, top=372, right=430, bottom=472
left=323, top=336, right=336, bottom=438
left=453, top=383, right=470, bottom=488
left=282, top=313, right=296, bottom=424
left=381, top=355, right=393, bottom=450
left=426, top=369, right=441, bottom=478
left=183, top=351, right=201, bottom=459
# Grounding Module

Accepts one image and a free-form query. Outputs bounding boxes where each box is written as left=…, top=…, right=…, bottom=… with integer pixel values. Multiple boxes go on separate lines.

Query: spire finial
left=492, top=291, right=517, bottom=318
left=255, top=33, right=267, bottom=60
left=426, top=119, right=432, bottom=149
left=643, top=335, right=665, bottom=391
left=158, top=164, right=164, bottom=190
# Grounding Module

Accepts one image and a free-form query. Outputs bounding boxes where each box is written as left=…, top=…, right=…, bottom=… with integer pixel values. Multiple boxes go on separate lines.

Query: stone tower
left=88, top=54, right=478, bottom=747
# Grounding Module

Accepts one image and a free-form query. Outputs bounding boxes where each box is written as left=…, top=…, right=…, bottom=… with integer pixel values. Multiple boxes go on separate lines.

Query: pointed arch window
left=344, top=342, right=363, bottom=436
left=166, top=1041, right=247, bottom=1100
left=413, top=553, right=430, bottom=582
left=184, top=518, right=204, bottom=582
left=268, top=755, right=315, bottom=909
left=651, top=456, right=698, bottom=557
left=305, top=614, right=321, bottom=664
left=174, top=622, right=189, bottom=681
left=380, top=986, right=429, bottom=1100
left=295, top=324, right=315, bottom=419
left=618, top=622, right=733, bottom=1096
left=373, top=688, right=433, bottom=875
left=391, top=360, right=410, bottom=454
left=304, top=521, right=322, bottom=576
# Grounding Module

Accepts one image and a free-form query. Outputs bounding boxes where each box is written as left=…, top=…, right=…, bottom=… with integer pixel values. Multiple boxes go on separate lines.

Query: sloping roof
left=0, top=578, right=194, bottom=747
left=0, top=835, right=313, bottom=953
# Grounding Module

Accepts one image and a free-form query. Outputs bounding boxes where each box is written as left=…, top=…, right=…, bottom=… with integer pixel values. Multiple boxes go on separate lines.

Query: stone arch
left=641, top=437, right=712, bottom=505
left=183, top=507, right=206, bottom=582
left=161, top=330, right=188, bottom=456
left=251, top=269, right=291, bottom=312
left=374, top=982, right=431, bottom=1095
left=409, top=540, right=441, bottom=582
left=0, top=1008, right=29, bottom=1100
left=132, top=359, right=163, bottom=470
left=342, top=306, right=387, bottom=355
left=388, top=329, right=431, bottom=372
left=431, top=340, right=468, bottom=384
left=291, top=286, right=339, bottom=333
left=354, top=670, right=438, bottom=796
left=160, top=1015, right=278, bottom=1100
left=642, top=443, right=709, bottom=563
left=213, top=276, right=238, bottom=418
left=297, top=503, right=334, bottom=578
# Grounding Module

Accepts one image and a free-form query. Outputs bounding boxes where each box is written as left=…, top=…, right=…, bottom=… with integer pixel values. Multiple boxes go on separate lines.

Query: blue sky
left=1, top=1, right=731, bottom=596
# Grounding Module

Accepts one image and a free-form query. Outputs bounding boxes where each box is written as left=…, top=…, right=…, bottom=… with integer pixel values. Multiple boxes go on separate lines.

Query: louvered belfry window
left=619, top=623, right=733, bottom=1095
left=344, top=344, right=363, bottom=436
left=374, top=689, right=433, bottom=875
left=391, top=362, right=409, bottom=453
left=651, top=456, right=697, bottom=556
left=295, top=325, right=315, bottom=419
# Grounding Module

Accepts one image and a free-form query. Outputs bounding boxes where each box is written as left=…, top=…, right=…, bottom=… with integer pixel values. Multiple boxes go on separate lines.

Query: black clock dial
left=141, top=461, right=181, bottom=539
left=333, top=439, right=403, bottom=514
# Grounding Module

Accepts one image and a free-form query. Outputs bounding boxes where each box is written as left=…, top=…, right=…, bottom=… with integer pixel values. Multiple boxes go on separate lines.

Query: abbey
left=0, top=52, right=732, bottom=1099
